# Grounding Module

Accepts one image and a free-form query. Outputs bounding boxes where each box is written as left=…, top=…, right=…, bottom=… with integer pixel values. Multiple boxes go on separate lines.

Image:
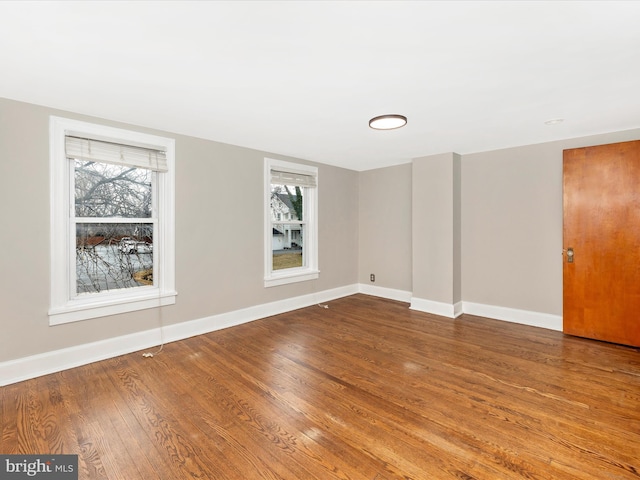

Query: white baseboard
left=462, top=302, right=562, bottom=332
left=410, top=297, right=463, bottom=318
left=409, top=297, right=561, bottom=331
left=454, top=301, right=464, bottom=318
left=0, top=284, right=358, bottom=386
left=357, top=284, right=412, bottom=303
left=0, top=285, right=562, bottom=386
left=161, top=284, right=359, bottom=343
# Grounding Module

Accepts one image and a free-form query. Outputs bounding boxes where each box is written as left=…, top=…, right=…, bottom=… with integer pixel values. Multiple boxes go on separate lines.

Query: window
left=49, top=117, right=176, bottom=325
left=264, top=158, right=318, bottom=287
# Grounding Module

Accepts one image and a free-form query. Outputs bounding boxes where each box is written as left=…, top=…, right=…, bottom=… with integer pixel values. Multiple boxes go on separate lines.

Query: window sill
left=264, top=269, right=319, bottom=288
left=49, top=289, right=177, bottom=325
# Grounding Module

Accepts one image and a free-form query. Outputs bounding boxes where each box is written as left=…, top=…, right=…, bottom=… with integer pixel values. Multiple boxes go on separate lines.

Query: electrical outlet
left=370, top=273, right=375, bottom=282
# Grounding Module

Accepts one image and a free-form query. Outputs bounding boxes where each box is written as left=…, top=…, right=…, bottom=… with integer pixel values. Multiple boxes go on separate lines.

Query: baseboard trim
left=0, top=284, right=358, bottom=386
left=408, top=297, right=561, bottom=331
left=357, top=284, right=412, bottom=303
left=1, top=286, right=563, bottom=386
left=462, top=302, right=562, bottom=332
left=453, top=301, right=464, bottom=318
left=410, top=297, right=463, bottom=318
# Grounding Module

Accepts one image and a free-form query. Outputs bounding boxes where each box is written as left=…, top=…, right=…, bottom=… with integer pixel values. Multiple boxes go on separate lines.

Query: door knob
left=566, top=248, right=574, bottom=263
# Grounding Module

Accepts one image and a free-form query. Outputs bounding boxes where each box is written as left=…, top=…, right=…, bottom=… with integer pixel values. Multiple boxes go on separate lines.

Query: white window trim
left=264, top=158, right=319, bottom=287
left=49, top=116, right=177, bottom=325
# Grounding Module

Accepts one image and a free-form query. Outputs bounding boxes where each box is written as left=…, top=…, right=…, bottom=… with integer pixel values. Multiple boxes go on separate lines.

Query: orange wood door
left=563, top=140, right=640, bottom=347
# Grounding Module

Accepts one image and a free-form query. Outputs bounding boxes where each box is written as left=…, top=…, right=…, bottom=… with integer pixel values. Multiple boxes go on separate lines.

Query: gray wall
left=358, top=164, right=412, bottom=291
left=0, top=97, right=359, bottom=363
left=412, top=153, right=461, bottom=306
left=462, top=129, right=640, bottom=315
left=357, top=128, right=640, bottom=317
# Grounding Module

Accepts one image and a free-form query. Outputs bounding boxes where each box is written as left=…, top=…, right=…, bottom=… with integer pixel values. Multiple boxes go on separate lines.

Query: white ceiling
left=1, top=1, right=639, bottom=171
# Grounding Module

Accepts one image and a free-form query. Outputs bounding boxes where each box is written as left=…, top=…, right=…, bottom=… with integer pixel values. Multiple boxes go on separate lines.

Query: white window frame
left=264, top=158, right=318, bottom=287
left=49, top=116, right=176, bottom=325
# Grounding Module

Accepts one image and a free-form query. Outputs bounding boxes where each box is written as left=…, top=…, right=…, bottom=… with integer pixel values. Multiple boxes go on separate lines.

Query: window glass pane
left=270, top=184, right=303, bottom=221
left=76, top=223, right=153, bottom=294
left=74, top=160, right=152, bottom=218
left=272, top=224, right=304, bottom=270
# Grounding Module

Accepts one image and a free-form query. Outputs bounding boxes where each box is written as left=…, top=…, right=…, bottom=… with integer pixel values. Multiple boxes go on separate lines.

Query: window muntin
left=265, top=158, right=318, bottom=287
left=49, top=116, right=176, bottom=325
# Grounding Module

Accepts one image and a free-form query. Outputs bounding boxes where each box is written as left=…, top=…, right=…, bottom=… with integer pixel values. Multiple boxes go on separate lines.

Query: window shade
left=65, top=136, right=168, bottom=172
left=271, top=169, right=316, bottom=187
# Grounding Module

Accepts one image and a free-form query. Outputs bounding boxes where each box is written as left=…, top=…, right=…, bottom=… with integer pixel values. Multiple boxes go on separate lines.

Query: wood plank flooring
left=2, top=294, right=639, bottom=479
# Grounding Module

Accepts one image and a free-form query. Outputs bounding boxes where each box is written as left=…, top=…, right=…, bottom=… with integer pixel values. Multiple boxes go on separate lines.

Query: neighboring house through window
left=264, top=158, right=318, bottom=287
left=49, top=116, right=176, bottom=325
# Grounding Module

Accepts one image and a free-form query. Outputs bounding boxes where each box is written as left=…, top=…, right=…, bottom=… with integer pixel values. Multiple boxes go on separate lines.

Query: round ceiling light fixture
left=544, top=118, right=564, bottom=126
left=369, top=114, right=407, bottom=130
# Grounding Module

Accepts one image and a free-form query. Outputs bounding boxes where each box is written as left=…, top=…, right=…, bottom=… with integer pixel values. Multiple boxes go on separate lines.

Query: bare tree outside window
left=270, top=183, right=304, bottom=270
left=74, top=160, right=154, bottom=294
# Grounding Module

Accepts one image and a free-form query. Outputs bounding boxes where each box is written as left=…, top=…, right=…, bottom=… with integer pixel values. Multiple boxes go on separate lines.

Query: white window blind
left=270, top=168, right=317, bottom=187
left=65, top=136, right=168, bottom=172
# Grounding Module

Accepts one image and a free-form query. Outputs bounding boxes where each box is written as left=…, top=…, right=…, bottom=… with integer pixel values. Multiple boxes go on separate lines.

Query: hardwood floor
left=2, top=294, right=639, bottom=479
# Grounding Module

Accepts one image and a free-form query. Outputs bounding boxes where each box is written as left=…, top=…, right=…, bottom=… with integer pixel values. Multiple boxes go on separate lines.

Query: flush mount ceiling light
left=544, top=118, right=564, bottom=125
left=369, top=114, right=407, bottom=130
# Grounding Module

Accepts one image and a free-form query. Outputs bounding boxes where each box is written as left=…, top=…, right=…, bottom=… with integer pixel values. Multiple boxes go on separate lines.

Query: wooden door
left=563, top=140, right=640, bottom=347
